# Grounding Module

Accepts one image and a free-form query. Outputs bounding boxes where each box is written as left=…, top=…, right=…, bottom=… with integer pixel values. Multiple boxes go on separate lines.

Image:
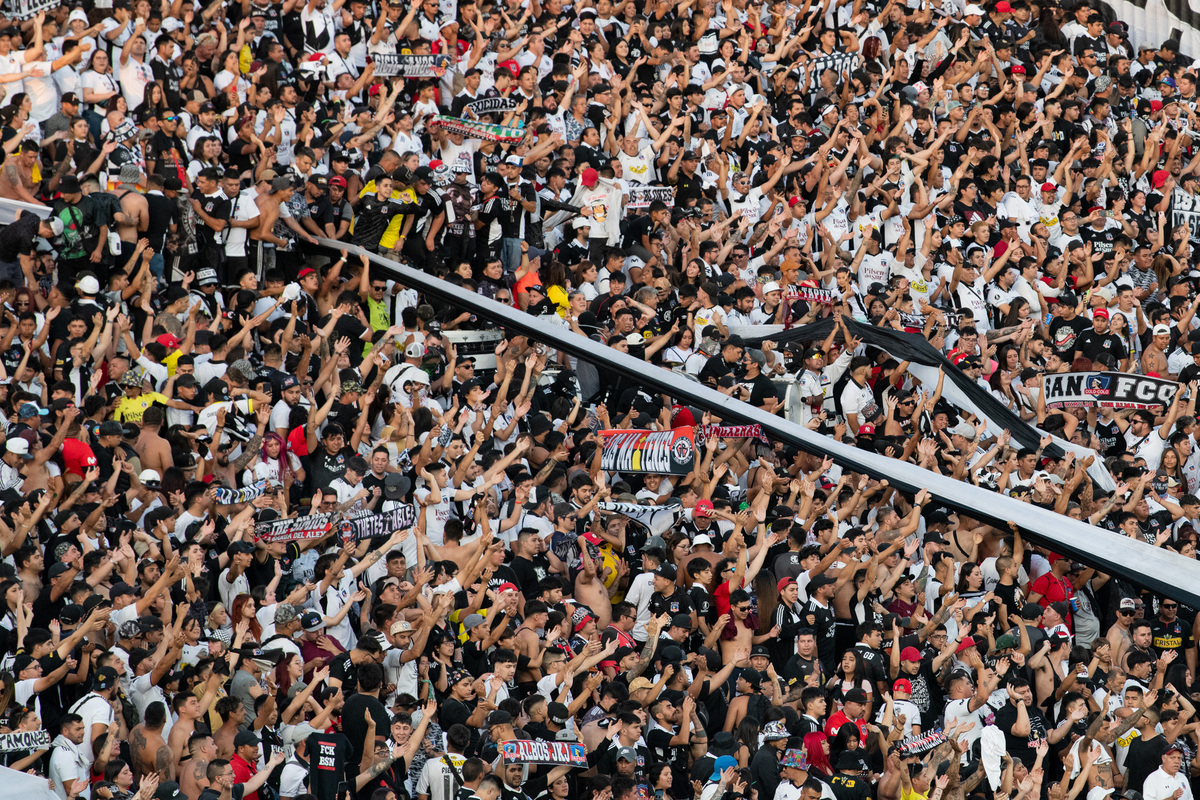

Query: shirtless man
left=575, top=548, right=614, bottom=630
left=0, top=141, right=44, bottom=205
left=134, top=405, right=174, bottom=477
left=178, top=733, right=217, bottom=800
left=1141, top=324, right=1173, bottom=378
left=513, top=600, right=549, bottom=683
left=129, top=701, right=174, bottom=782
left=113, top=164, right=150, bottom=270
left=250, top=177, right=296, bottom=275
left=212, top=697, right=244, bottom=760
left=1108, top=597, right=1137, bottom=666
left=167, top=689, right=208, bottom=764
left=20, top=406, right=78, bottom=495
left=720, top=588, right=778, bottom=663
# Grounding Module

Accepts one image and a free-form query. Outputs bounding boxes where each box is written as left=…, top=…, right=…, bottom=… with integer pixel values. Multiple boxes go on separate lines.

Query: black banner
left=255, top=512, right=336, bottom=543
left=1043, top=371, right=1179, bottom=410
left=465, top=96, right=520, bottom=115
left=740, top=318, right=1063, bottom=459
left=372, top=53, right=451, bottom=77
left=810, top=52, right=861, bottom=80
left=338, top=504, right=419, bottom=542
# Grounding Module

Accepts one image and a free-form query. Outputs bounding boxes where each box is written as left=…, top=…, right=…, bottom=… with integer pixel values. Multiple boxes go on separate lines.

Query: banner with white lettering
left=809, top=52, right=860, bottom=82
left=0, top=730, right=51, bottom=753
left=899, top=311, right=964, bottom=329
left=371, top=53, right=452, bottom=77
left=9, top=0, right=60, bottom=20
left=601, top=428, right=696, bottom=475
left=465, top=96, right=520, bottom=116
left=1043, top=371, right=1179, bottom=410
left=628, top=185, right=675, bottom=209
left=255, top=512, right=336, bottom=543
left=500, top=739, right=588, bottom=767
left=337, top=505, right=419, bottom=542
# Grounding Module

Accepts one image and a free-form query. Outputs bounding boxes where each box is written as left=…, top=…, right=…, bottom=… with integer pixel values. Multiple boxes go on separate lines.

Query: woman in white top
left=571, top=262, right=600, bottom=301
left=80, top=50, right=120, bottom=120
left=662, top=326, right=696, bottom=367
left=187, top=136, right=224, bottom=184
left=213, top=50, right=250, bottom=108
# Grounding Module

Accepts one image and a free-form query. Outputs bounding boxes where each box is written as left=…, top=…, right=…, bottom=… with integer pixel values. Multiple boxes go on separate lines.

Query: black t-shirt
left=1076, top=329, right=1128, bottom=362
left=804, top=599, right=836, bottom=669
left=342, top=693, right=389, bottom=763
left=149, top=131, right=188, bottom=179
left=310, top=445, right=356, bottom=491
left=1049, top=315, right=1091, bottom=357
left=194, top=192, right=232, bottom=250
left=317, top=313, right=369, bottom=366
left=993, top=701, right=1048, bottom=766
left=307, top=732, right=352, bottom=797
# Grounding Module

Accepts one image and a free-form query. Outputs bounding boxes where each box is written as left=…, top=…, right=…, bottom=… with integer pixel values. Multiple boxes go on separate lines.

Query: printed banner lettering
left=1173, top=207, right=1200, bottom=239
left=215, top=480, right=268, bottom=505
left=785, top=287, right=835, bottom=306
left=254, top=512, right=336, bottom=543
left=1043, top=372, right=1179, bottom=410
left=809, top=52, right=860, bottom=81
left=430, top=115, right=526, bottom=143
left=698, top=424, right=770, bottom=444
left=628, top=185, right=675, bottom=209
left=899, top=311, right=964, bottom=329
left=601, top=429, right=695, bottom=475
left=0, top=730, right=51, bottom=753
left=500, top=739, right=588, bottom=767
left=9, top=0, right=60, bottom=20
left=465, top=96, right=520, bottom=115
left=596, top=501, right=684, bottom=536
left=337, top=504, right=419, bottom=542
left=372, top=53, right=452, bottom=77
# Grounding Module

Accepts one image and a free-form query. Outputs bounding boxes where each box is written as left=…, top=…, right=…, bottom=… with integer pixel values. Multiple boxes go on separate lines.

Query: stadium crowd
left=3, top=3, right=1200, bottom=800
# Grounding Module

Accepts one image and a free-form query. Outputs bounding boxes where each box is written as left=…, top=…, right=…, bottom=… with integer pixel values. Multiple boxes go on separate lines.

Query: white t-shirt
left=416, top=485, right=452, bottom=546
left=117, top=54, right=153, bottom=108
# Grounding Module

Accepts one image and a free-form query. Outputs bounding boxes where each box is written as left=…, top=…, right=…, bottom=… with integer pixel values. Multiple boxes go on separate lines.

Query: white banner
left=1102, top=0, right=1200, bottom=57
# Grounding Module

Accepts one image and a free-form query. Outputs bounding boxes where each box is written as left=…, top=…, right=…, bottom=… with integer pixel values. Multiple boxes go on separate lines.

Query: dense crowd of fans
left=2, top=3, right=1200, bottom=800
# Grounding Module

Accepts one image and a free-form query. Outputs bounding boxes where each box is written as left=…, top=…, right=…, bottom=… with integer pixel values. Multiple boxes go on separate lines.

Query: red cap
left=1153, top=169, right=1170, bottom=188
left=497, top=582, right=518, bottom=594
left=1011, top=64, right=1025, bottom=74
left=581, top=167, right=599, bottom=187
left=1088, top=205, right=1105, bottom=215
left=778, top=577, right=797, bottom=592
left=1093, top=307, right=1109, bottom=319
left=298, top=267, right=317, bottom=278
left=952, top=352, right=968, bottom=365
left=368, top=84, right=381, bottom=95
left=1041, top=182, right=1056, bottom=192
left=1151, top=100, right=1164, bottom=113
left=429, top=159, right=444, bottom=170
left=156, top=333, right=180, bottom=349
left=329, top=176, right=347, bottom=188
left=956, top=636, right=977, bottom=653
left=583, top=531, right=601, bottom=545
left=858, top=424, right=876, bottom=435
left=900, top=646, right=922, bottom=662
left=1047, top=553, right=1065, bottom=564
left=672, top=406, right=696, bottom=428
left=995, top=1, right=1012, bottom=10
left=893, top=678, right=913, bottom=693
left=498, top=59, right=520, bottom=78
left=788, top=196, right=801, bottom=207
left=694, top=499, right=714, bottom=518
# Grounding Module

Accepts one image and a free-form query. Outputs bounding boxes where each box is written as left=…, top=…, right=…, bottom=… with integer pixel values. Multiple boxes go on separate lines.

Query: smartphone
left=250, top=60, right=263, bottom=72
left=337, top=783, right=350, bottom=800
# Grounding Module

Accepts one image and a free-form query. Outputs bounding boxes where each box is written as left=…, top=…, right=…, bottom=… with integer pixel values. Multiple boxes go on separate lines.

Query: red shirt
left=231, top=753, right=258, bottom=800
left=824, top=709, right=868, bottom=741
left=1028, top=571, right=1075, bottom=630
left=61, top=437, right=97, bottom=478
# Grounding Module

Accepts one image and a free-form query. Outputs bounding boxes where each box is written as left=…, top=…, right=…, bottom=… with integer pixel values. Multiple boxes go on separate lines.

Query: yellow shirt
left=547, top=285, right=569, bottom=318
left=114, top=392, right=168, bottom=424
